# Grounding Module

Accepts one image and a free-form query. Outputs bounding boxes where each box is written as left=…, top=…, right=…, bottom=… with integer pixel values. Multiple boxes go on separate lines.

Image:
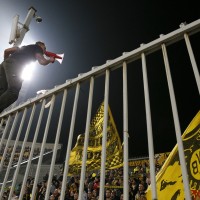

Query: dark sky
left=0, top=1, right=199, bottom=159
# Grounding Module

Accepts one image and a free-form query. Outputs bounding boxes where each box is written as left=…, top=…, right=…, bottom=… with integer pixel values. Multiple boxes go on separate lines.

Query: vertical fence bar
left=183, top=33, right=200, bottom=95
left=0, top=109, right=27, bottom=199
left=18, top=100, right=46, bottom=200
left=0, top=115, right=11, bottom=152
left=0, top=118, right=3, bottom=126
left=122, top=61, right=129, bottom=200
left=0, top=119, right=3, bottom=140
left=141, top=52, right=157, bottom=200
left=60, top=83, right=80, bottom=200
left=161, top=43, right=191, bottom=200
left=0, top=112, right=19, bottom=172
left=30, top=95, right=56, bottom=200
left=8, top=104, right=36, bottom=199
left=44, top=89, right=68, bottom=200
left=79, top=77, right=94, bottom=200
left=99, top=69, right=110, bottom=200
left=0, top=119, right=3, bottom=132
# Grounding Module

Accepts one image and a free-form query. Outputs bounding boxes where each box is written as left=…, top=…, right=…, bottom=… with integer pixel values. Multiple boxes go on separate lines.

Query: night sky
left=0, top=1, right=199, bottom=160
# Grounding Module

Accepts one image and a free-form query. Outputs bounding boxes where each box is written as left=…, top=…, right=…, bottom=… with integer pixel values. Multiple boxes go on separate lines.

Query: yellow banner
left=68, top=103, right=123, bottom=175
left=129, top=152, right=170, bottom=167
left=146, top=110, right=200, bottom=200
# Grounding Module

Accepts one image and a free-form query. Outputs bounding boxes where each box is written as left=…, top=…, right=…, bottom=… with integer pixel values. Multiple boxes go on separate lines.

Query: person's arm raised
left=35, top=53, right=55, bottom=66
left=4, top=47, right=19, bottom=60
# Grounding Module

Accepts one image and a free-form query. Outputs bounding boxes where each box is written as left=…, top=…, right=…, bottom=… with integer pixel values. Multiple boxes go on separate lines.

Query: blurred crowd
left=1, top=161, right=163, bottom=200
left=0, top=144, right=53, bottom=166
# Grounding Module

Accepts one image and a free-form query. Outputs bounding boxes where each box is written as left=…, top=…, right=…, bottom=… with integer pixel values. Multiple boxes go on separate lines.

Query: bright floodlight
left=21, top=62, right=36, bottom=80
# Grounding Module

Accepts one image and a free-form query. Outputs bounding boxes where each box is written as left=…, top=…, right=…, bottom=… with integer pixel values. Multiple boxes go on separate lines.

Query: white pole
left=30, top=95, right=56, bottom=200
left=122, top=61, right=129, bottom=200
left=45, top=90, right=68, bottom=200
left=99, top=69, right=110, bottom=200
left=79, top=77, right=94, bottom=200
left=183, top=33, right=200, bottom=95
left=141, top=51, right=157, bottom=200
left=161, top=43, right=191, bottom=200
left=60, top=83, right=80, bottom=200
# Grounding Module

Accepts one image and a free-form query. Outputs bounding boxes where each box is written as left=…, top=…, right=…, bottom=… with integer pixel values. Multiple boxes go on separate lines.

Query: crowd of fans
left=0, top=144, right=53, bottom=166
left=1, top=161, right=163, bottom=200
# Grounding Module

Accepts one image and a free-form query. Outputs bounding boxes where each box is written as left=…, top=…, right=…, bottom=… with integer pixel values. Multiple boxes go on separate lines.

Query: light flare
left=21, top=62, right=36, bottom=80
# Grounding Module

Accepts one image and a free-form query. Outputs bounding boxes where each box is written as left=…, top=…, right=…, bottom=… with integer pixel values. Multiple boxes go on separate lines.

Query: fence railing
left=0, top=19, right=200, bottom=200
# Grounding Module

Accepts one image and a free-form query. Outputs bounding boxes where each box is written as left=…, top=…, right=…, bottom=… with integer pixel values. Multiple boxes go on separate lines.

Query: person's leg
left=0, top=62, right=8, bottom=96
left=0, top=61, right=23, bottom=113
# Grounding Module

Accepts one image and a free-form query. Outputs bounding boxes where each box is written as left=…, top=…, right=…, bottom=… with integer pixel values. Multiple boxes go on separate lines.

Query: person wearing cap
left=0, top=41, right=55, bottom=113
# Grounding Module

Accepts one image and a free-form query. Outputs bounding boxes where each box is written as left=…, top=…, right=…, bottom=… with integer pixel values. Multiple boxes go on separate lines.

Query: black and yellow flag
left=146, top=110, right=200, bottom=200
left=68, top=103, right=123, bottom=175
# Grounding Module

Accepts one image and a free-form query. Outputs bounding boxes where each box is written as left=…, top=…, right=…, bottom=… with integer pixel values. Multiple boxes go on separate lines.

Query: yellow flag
left=68, top=102, right=123, bottom=175
left=146, top=110, right=200, bottom=200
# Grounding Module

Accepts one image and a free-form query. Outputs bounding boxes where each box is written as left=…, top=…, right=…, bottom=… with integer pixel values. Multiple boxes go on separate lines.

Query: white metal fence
left=0, top=19, right=200, bottom=200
